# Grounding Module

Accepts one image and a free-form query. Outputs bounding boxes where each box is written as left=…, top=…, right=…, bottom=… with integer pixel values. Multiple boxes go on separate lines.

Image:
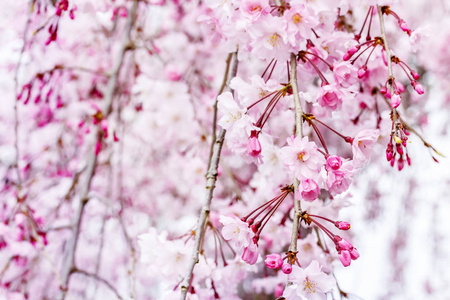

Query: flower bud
left=390, top=92, right=401, bottom=108
left=357, top=65, right=367, bottom=79
left=338, top=250, right=351, bottom=267
left=265, top=253, right=283, bottom=269
left=335, top=221, right=351, bottom=230
left=412, top=81, right=424, bottom=95
left=281, top=263, right=292, bottom=274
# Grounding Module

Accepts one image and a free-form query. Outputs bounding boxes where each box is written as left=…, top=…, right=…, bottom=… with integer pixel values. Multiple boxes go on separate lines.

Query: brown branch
left=73, top=268, right=123, bottom=300
left=377, top=5, right=399, bottom=133
left=180, top=52, right=238, bottom=300
left=60, top=0, right=139, bottom=297
left=287, top=53, right=304, bottom=278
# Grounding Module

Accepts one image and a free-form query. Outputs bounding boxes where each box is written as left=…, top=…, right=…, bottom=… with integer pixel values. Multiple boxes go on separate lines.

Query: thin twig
left=13, top=1, right=33, bottom=196
left=60, top=0, right=138, bottom=296
left=377, top=5, right=399, bottom=132
left=207, top=53, right=234, bottom=171
left=287, top=53, right=304, bottom=268
left=180, top=52, right=238, bottom=300
left=73, top=268, right=124, bottom=300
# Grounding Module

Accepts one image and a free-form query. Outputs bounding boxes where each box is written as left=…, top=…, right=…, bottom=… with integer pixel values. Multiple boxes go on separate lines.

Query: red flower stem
left=261, top=58, right=275, bottom=79
left=312, top=118, right=350, bottom=141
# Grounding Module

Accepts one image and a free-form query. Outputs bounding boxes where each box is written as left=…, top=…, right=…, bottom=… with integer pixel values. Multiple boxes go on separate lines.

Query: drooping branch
left=287, top=53, right=304, bottom=265
left=180, top=52, right=238, bottom=300
left=12, top=1, right=33, bottom=195
left=377, top=5, right=399, bottom=130
left=73, top=268, right=124, bottom=300
left=60, top=0, right=139, bottom=296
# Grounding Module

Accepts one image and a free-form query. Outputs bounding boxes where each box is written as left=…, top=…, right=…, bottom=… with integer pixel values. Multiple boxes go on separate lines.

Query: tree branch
left=180, top=52, right=238, bottom=300
left=377, top=5, right=399, bottom=131
left=73, top=268, right=123, bottom=300
left=288, top=53, right=304, bottom=263
left=60, top=0, right=138, bottom=297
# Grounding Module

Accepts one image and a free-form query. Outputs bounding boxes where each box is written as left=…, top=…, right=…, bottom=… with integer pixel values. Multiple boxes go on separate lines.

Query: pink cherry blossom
left=217, top=91, right=251, bottom=131
left=220, top=215, right=254, bottom=250
left=283, top=261, right=335, bottom=299
left=297, top=179, right=320, bottom=202
left=352, top=129, right=380, bottom=169
left=317, top=84, right=345, bottom=111
left=280, top=136, right=325, bottom=182
left=333, top=61, right=359, bottom=88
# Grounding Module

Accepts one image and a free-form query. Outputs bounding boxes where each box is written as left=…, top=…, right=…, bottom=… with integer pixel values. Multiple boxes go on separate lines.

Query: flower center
left=303, top=277, right=317, bottom=294
left=267, top=33, right=280, bottom=47
left=292, top=13, right=302, bottom=24
left=251, top=6, right=262, bottom=12
left=297, top=151, right=306, bottom=162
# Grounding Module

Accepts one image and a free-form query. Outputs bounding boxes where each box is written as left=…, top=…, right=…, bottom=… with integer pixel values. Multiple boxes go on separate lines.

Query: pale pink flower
left=284, top=3, right=318, bottom=47
left=239, top=0, right=270, bottom=22
left=220, top=215, right=254, bottom=250
left=280, top=136, right=325, bottom=182
left=317, top=84, right=345, bottom=111
left=248, top=15, right=291, bottom=62
left=333, top=61, right=358, bottom=88
left=217, top=91, right=250, bottom=131
left=265, top=253, right=283, bottom=269
left=283, top=261, right=335, bottom=299
left=352, top=129, right=380, bottom=169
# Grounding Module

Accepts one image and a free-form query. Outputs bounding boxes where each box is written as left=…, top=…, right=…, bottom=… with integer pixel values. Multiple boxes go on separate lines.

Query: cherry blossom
left=283, top=261, right=335, bottom=299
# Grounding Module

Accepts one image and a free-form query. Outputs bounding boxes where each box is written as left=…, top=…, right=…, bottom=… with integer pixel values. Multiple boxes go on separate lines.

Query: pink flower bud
left=411, top=70, right=420, bottom=80
left=242, top=242, right=259, bottom=265
left=406, top=154, right=411, bottom=166
left=343, top=53, right=351, bottom=61
left=390, top=156, right=395, bottom=167
left=396, top=143, right=404, bottom=155
left=386, top=143, right=394, bottom=161
left=390, top=92, right=401, bottom=108
left=338, top=250, right=351, bottom=267
left=247, top=135, right=262, bottom=157
left=326, top=155, right=343, bottom=171
left=348, top=45, right=360, bottom=55
left=357, top=65, right=367, bottom=79
left=334, top=236, right=353, bottom=251
left=412, top=81, right=424, bottom=95
left=265, top=253, right=283, bottom=269
left=350, top=247, right=360, bottom=260
left=398, top=19, right=411, bottom=35
left=281, top=263, right=292, bottom=274
left=380, top=86, right=387, bottom=94
left=335, top=221, right=351, bottom=230
left=398, top=156, right=405, bottom=171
